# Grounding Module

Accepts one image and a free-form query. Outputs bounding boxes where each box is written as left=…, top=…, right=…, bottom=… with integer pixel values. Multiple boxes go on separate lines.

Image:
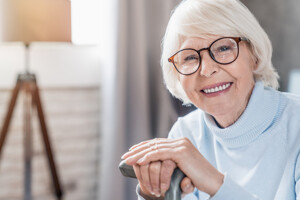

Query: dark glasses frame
left=168, top=37, right=250, bottom=75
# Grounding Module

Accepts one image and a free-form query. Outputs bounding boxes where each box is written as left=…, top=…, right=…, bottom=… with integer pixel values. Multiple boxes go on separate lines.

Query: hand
left=133, top=160, right=195, bottom=199
left=122, top=138, right=224, bottom=196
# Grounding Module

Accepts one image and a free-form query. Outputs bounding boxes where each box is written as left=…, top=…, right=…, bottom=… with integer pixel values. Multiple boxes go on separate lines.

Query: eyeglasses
left=168, top=37, right=250, bottom=75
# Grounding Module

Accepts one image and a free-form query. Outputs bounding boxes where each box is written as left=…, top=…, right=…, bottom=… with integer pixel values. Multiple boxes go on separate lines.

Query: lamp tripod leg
left=32, top=83, right=63, bottom=199
left=0, top=82, right=21, bottom=158
left=0, top=75, right=63, bottom=200
left=24, top=82, right=33, bottom=200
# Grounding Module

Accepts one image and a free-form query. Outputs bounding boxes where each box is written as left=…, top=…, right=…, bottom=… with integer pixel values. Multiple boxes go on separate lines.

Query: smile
left=202, top=83, right=231, bottom=94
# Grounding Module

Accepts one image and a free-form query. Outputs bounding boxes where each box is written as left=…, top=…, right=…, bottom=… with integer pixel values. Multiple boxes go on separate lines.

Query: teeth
left=203, top=83, right=231, bottom=94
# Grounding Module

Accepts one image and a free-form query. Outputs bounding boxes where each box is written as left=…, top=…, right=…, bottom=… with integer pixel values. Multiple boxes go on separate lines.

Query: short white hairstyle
left=161, top=0, right=279, bottom=104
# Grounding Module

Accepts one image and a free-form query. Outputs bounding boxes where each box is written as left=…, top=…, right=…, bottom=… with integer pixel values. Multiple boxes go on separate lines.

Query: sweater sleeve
left=209, top=173, right=260, bottom=200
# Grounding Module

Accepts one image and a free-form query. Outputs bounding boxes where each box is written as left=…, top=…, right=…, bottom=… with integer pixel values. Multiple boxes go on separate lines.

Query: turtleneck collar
left=204, top=81, right=280, bottom=148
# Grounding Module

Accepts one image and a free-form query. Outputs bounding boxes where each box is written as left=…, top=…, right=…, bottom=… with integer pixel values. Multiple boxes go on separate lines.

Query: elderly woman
left=122, top=0, right=300, bottom=199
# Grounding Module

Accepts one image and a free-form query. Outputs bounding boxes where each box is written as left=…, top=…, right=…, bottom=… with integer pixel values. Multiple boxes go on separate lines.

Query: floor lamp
left=0, top=0, right=72, bottom=199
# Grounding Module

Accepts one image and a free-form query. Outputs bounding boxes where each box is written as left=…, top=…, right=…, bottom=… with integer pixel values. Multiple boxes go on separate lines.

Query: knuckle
left=140, top=164, right=149, bottom=172
left=161, top=161, right=175, bottom=181
left=142, top=153, right=150, bottom=160
left=175, top=145, right=187, bottom=154
left=162, top=160, right=176, bottom=171
left=181, top=137, right=191, bottom=145
left=149, top=162, right=161, bottom=173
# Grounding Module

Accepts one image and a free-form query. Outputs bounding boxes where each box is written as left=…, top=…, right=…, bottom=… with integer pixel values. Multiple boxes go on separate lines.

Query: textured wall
left=241, top=0, right=300, bottom=91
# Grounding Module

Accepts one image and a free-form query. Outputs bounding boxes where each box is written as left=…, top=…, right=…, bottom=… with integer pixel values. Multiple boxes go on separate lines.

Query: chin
left=204, top=103, right=234, bottom=118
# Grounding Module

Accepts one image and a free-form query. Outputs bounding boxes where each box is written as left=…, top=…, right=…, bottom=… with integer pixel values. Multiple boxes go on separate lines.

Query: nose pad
left=199, top=52, right=219, bottom=77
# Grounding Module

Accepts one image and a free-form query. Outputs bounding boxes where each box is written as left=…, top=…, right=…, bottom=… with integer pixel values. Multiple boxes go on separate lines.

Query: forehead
left=180, top=35, right=222, bottom=49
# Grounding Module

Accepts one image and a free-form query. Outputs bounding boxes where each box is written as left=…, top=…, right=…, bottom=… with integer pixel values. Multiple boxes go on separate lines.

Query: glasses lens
left=173, top=49, right=200, bottom=74
left=210, top=38, right=238, bottom=64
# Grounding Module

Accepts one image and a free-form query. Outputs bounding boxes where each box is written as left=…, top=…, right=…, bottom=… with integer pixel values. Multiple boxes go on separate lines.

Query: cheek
left=179, top=77, right=201, bottom=103
left=179, top=76, right=188, bottom=90
left=180, top=76, right=195, bottom=93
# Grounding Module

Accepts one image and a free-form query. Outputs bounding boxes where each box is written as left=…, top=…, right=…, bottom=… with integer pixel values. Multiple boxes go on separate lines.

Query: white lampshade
left=0, top=0, right=71, bottom=44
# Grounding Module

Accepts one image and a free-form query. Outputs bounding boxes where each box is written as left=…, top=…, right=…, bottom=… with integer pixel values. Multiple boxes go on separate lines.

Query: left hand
left=122, top=137, right=224, bottom=196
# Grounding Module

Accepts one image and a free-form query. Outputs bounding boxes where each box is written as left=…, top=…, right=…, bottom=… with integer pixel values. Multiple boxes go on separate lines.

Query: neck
left=213, top=85, right=255, bottom=128
left=214, top=107, right=247, bottom=128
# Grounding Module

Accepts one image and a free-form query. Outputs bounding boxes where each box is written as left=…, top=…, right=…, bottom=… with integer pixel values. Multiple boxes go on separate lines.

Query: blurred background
left=0, top=0, right=299, bottom=200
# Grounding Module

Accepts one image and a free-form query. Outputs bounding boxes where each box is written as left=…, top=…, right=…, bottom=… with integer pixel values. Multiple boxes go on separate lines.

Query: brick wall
left=0, top=86, right=100, bottom=200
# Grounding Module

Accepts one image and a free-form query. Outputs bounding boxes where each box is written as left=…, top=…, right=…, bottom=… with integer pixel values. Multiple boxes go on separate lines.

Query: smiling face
left=178, top=36, right=257, bottom=127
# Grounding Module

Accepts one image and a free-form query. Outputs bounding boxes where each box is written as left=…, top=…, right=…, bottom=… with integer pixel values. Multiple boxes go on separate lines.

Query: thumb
left=180, top=177, right=195, bottom=195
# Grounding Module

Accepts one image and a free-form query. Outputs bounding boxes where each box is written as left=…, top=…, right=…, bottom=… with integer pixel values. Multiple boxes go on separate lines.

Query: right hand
left=133, top=159, right=195, bottom=199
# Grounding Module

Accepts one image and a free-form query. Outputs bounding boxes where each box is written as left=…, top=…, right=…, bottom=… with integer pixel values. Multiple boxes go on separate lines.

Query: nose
left=199, top=52, right=220, bottom=77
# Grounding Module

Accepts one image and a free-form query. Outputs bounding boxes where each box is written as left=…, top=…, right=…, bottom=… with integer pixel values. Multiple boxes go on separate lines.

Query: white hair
left=161, top=0, right=279, bottom=104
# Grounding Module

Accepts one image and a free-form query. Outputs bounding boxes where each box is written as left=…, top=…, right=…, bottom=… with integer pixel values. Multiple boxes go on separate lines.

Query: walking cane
left=119, top=160, right=185, bottom=200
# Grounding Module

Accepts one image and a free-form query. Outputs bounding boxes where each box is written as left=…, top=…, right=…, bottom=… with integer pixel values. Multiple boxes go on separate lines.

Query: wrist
left=207, top=172, right=224, bottom=197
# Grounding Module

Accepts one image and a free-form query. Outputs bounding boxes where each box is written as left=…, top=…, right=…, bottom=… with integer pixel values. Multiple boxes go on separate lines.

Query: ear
left=246, top=44, right=258, bottom=71
left=252, top=57, right=259, bottom=71
left=250, top=51, right=258, bottom=71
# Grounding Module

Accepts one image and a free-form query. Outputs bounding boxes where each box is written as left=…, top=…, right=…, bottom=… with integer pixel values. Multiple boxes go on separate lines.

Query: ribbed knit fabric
left=137, top=81, right=300, bottom=200
left=204, top=81, right=282, bottom=148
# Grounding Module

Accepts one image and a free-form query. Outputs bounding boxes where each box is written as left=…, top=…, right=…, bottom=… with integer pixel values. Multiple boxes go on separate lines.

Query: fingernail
left=153, top=189, right=161, bottom=197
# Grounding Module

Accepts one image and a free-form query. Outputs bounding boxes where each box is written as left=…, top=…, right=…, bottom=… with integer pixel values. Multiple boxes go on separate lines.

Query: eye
left=217, top=45, right=231, bottom=52
left=184, top=55, right=198, bottom=61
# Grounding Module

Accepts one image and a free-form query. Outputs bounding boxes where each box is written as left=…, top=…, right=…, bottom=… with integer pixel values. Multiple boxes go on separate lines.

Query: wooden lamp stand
left=0, top=73, right=63, bottom=200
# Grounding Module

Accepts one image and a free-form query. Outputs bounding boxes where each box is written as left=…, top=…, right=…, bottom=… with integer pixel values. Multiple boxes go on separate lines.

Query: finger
left=181, top=177, right=194, bottom=195
left=129, top=138, right=162, bottom=151
left=160, top=160, right=176, bottom=195
left=124, top=146, right=159, bottom=165
left=136, top=147, right=179, bottom=165
left=128, top=140, right=154, bottom=151
left=125, top=144, right=175, bottom=165
left=123, top=141, right=180, bottom=164
left=139, top=164, right=153, bottom=195
left=122, top=141, right=156, bottom=160
left=133, top=164, right=151, bottom=196
left=122, top=138, right=180, bottom=160
left=149, top=161, right=162, bottom=198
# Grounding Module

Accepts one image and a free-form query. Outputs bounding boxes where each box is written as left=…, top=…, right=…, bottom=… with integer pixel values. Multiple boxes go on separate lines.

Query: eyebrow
left=180, top=37, right=220, bottom=50
left=180, top=40, right=205, bottom=50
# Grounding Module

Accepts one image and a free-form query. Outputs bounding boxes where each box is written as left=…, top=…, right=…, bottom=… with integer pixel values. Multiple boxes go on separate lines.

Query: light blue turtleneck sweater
left=137, top=81, right=300, bottom=200
left=168, top=81, right=300, bottom=200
